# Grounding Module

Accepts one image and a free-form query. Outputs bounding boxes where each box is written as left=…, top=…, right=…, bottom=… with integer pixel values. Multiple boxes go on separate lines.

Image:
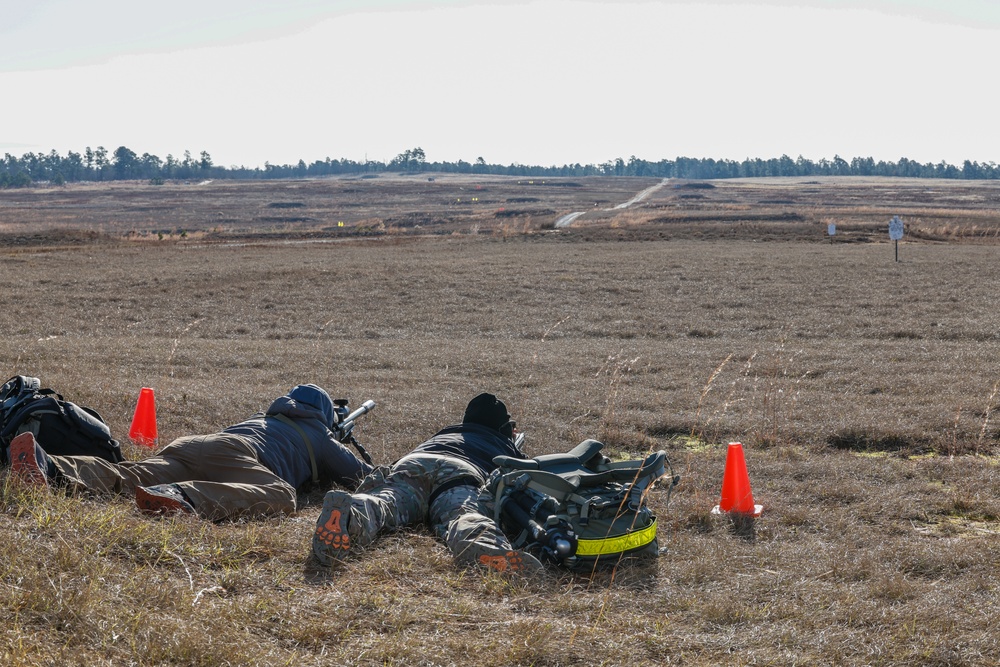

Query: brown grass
left=3, top=176, right=1000, bottom=665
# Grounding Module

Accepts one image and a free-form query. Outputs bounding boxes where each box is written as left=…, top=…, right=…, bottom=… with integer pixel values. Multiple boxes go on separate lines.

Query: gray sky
left=2, top=0, right=996, bottom=169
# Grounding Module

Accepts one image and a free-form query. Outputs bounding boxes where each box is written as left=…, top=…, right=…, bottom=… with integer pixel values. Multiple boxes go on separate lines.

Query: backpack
left=0, top=375, right=124, bottom=467
left=487, top=438, right=680, bottom=571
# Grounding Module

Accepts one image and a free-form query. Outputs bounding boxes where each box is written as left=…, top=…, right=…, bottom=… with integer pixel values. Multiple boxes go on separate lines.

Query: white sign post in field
left=888, top=216, right=904, bottom=262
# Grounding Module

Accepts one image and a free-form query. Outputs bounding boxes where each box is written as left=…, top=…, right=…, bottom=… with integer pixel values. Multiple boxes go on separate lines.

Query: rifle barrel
left=342, top=399, right=375, bottom=426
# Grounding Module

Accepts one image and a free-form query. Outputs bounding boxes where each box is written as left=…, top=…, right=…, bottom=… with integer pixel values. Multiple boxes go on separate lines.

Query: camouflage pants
left=355, top=452, right=514, bottom=563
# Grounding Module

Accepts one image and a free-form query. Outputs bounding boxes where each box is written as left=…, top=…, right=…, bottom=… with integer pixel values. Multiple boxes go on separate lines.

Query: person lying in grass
left=8, top=384, right=370, bottom=521
left=313, top=392, right=544, bottom=575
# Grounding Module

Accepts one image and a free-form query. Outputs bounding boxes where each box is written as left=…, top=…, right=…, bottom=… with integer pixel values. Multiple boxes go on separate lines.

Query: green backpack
left=488, top=439, right=680, bottom=571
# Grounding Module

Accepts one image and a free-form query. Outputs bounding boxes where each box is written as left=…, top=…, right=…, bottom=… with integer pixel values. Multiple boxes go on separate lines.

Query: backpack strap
left=591, top=451, right=672, bottom=510
left=269, top=413, right=319, bottom=485
left=581, top=450, right=667, bottom=485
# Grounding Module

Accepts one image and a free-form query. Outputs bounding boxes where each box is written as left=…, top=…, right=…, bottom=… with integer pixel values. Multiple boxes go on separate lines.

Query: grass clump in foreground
left=5, top=448, right=1000, bottom=665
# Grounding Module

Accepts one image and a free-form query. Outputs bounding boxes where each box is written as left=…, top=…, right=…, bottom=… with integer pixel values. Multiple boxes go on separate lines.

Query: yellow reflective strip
left=575, top=519, right=657, bottom=557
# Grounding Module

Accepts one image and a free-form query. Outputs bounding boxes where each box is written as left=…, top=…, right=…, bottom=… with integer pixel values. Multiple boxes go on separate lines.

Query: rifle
left=332, top=398, right=376, bottom=465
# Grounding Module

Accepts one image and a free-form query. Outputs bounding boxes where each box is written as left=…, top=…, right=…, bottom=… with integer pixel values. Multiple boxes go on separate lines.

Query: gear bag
left=0, top=375, right=124, bottom=467
left=487, top=439, right=680, bottom=571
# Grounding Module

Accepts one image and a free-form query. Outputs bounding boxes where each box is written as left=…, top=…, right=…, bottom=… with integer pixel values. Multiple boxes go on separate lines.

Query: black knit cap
left=463, top=393, right=512, bottom=434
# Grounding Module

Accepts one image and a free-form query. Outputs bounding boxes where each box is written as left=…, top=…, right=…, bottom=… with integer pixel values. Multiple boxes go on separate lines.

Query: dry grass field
left=2, top=175, right=1000, bottom=666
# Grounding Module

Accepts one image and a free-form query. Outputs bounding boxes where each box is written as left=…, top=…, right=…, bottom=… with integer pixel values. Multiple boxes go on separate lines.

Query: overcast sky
left=1, top=0, right=996, bottom=169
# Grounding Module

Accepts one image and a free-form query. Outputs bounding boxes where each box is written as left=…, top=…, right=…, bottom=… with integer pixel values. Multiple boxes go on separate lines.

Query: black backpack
left=0, top=375, right=124, bottom=466
left=487, top=439, right=680, bottom=571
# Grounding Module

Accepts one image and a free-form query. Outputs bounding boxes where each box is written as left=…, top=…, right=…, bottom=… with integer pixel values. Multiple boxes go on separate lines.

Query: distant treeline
left=2, top=145, right=999, bottom=188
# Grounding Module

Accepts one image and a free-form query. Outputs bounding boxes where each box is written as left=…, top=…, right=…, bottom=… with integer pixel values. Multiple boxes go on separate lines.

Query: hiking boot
left=456, top=543, right=546, bottom=576
left=135, top=484, right=195, bottom=516
left=9, top=432, right=50, bottom=488
left=312, top=490, right=382, bottom=565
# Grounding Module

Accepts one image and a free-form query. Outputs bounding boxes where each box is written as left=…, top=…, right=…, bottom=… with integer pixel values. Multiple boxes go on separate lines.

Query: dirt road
left=555, top=178, right=669, bottom=227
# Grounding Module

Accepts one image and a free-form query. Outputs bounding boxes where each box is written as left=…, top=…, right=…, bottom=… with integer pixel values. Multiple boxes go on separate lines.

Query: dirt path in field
left=553, top=211, right=586, bottom=227
left=612, top=178, right=669, bottom=209
left=554, top=178, right=669, bottom=227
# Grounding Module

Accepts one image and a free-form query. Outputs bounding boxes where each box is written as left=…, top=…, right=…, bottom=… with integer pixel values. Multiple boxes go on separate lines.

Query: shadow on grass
left=729, top=514, right=757, bottom=543
left=827, top=429, right=937, bottom=455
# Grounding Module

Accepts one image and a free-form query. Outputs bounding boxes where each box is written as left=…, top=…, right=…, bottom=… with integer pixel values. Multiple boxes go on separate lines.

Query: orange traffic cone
left=129, top=387, right=158, bottom=448
left=712, top=442, right=762, bottom=517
